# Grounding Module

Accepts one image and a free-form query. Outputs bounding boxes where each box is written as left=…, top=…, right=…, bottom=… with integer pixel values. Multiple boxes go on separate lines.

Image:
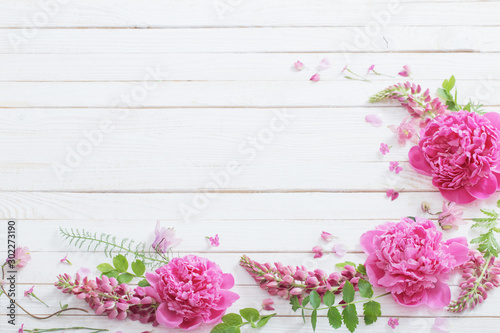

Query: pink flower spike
left=438, top=201, right=465, bottom=230
left=433, top=318, right=449, bottom=332
left=365, top=114, right=383, bottom=127
left=321, top=231, right=334, bottom=242
left=208, top=234, right=220, bottom=247
left=18, top=324, right=24, bottom=333
left=379, top=143, right=390, bottom=155
left=60, top=254, right=72, bottom=265
left=312, top=245, right=324, bottom=258
left=388, top=317, right=399, bottom=329
left=317, top=58, right=331, bottom=71
left=152, top=221, right=182, bottom=253
left=262, top=298, right=275, bottom=311
left=332, top=243, right=347, bottom=257
left=398, top=64, right=411, bottom=77
left=310, top=73, right=320, bottom=82
left=294, top=60, right=305, bottom=71
left=24, top=286, right=34, bottom=297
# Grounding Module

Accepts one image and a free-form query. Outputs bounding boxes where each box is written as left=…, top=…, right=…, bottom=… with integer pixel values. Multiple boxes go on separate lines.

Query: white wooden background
left=2, top=1, right=500, bottom=332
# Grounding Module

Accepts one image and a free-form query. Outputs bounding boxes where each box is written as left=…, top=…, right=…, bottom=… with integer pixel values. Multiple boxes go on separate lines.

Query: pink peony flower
left=409, top=111, right=500, bottom=204
left=360, top=217, right=469, bottom=308
left=310, top=73, right=320, bottom=82
left=312, top=245, right=324, bottom=258
left=321, top=231, right=334, bottom=242
left=6, top=247, right=31, bottom=268
left=208, top=234, right=220, bottom=247
left=152, top=221, right=182, bottom=253
left=262, top=298, right=275, bottom=311
left=294, top=60, right=305, bottom=71
left=145, top=255, right=239, bottom=330
left=438, top=201, right=465, bottom=230
left=387, top=317, right=399, bottom=329
left=380, top=143, right=390, bottom=155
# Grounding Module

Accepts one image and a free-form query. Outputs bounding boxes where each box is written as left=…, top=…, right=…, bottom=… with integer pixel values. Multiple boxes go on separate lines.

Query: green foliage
left=309, top=290, right=321, bottom=309
left=97, top=254, right=148, bottom=283
left=470, top=204, right=500, bottom=258
left=342, top=304, right=359, bottom=333
left=211, top=309, right=275, bottom=333
left=357, top=279, right=373, bottom=298
left=335, top=261, right=356, bottom=270
left=437, top=75, right=484, bottom=114
left=342, top=281, right=355, bottom=303
left=363, top=301, right=381, bottom=325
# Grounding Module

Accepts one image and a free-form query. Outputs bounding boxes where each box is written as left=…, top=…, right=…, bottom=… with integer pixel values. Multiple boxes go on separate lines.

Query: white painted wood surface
left=1, top=1, right=500, bottom=332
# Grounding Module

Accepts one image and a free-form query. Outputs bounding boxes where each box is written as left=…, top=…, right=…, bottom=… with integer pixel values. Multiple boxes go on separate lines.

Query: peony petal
left=145, top=272, right=159, bottom=286
left=155, top=303, right=184, bottom=328
left=425, top=280, right=451, bottom=309
left=179, top=316, right=203, bottom=331
left=220, top=273, right=235, bottom=290
left=364, top=255, right=386, bottom=288
left=484, top=112, right=500, bottom=130
left=443, top=237, right=470, bottom=266
left=492, top=172, right=500, bottom=189
left=359, top=229, right=384, bottom=254
left=205, top=308, right=227, bottom=324
left=365, top=114, right=383, bottom=127
left=214, top=290, right=240, bottom=310
left=465, top=175, right=498, bottom=199
left=439, top=187, right=477, bottom=204
left=408, top=146, right=432, bottom=175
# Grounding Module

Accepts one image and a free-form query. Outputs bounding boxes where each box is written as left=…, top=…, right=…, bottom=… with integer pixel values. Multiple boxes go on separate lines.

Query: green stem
left=25, top=327, right=109, bottom=333
left=31, top=293, right=49, bottom=308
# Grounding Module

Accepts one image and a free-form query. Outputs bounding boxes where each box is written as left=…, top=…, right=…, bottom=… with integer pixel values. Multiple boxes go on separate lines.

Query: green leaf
left=117, top=272, right=134, bottom=284
left=358, top=279, right=373, bottom=298
left=113, top=254, right=128, bottom=273
left=210, top=323, right=240, bottom=333
left=309, top=290, right=321, bottom=309
left=239, top=308, right=260, bottom=322
left=290, top=296, right=301, bottom=311
left=496, top=199, right=500, bottom=208
left=131, top=259, right=146, bottom=276
left=256, top=314, right=275, bottom=328
left=138, top=279, right=150, bottom=287
left=323, top=291, right=335, bottom=307
left=343, top=281, right=355, bottom=303
left=437, top=88, right=453, bottom=101
left=356, top=264, right=367, bottom=275
left=103, top=270, right=119, bottom=278
left=97, top=263, right=115, bottom=273
left=302, top=296, right=310, bottom=307
left=328, top=307, right=342, bottom=329
left=222, top=313, right=243, bottom=326
left=335, top=261, right=356, bottom=270
left=342, top=304, right=359, bottom=333
left=363, top=301, right=381, bottom=325
left=301, top=308, right=306, bottom=323
left=311, top=309, right=318, bottom=332
left=406, top=216, right=416, bottom=221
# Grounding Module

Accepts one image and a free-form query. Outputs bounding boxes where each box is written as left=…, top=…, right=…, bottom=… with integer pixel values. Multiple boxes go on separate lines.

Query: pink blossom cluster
left=239, top=255, right=364, bottom=302
left=55, top=273, right=159, bottom=325
left=448, top=250, right=500, bottom=312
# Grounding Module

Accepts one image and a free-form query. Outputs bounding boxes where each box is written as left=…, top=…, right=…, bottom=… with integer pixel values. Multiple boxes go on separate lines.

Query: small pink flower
left=388, top=317, right=399, bottom=329
left=389, top=161, right=403, bottom=174
left=18, top=324, right=24, bottom=333
left=379, top=143, right=390, bottom=155
left=208, top=234, right=220, bottom=247
left=398, top=65, right=411, bottom=77
left=310, top=73, right=320, bottom=82
left=24, top=286, right=34, bottom=297
left=6, top=247, right=31, bottom=268
left=294, top=60, right=305, bottom=71
left=262, top=298, right=275, bottom=311
left=321, top=231, right=334, bottom=242
left=312, top=245, right=324, bottom=258
left=332, top=243, right=347, bottom=257
left=367, top=64, right=375, bottom=73
left=342, top=64, right=348, bottom=73
left=389, top=118, right=418, bottom=146
left=365, top=114, right=383, bottom=127
left=317, top=58, right=330, bottom=71
left=152, top=221, right=182, bottom=253
left=60, top=254, right=72, bottom=265
left=438, top=201, right=465, bottom=230
left=433, top=318, right=449, bottom=332
left=386, top=189, right=399, bottom=201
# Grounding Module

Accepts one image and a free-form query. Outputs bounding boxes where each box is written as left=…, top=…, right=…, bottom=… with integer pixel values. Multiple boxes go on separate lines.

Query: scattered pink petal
left=368, top=64, right=375, bottom=73
left=389, top=161, right=403, bottom=174
left=24, top=286, right=34, bottom=297
left=321, top=231, right=334, bottom=242
left=398, top=64, right=411, bottom=77
left=386, top=189, right=400, bottom=201
left=312, top=245, right=324, bottom=258
left=310, top=73, right=320, bottom=82
left=388, top=317, right=399, bottom=329
left=332, top=243, right=347, bottom=257
left=433, top=318, right=449, bottom=332
left=208, top=234, right=220, bottom=247
left=365, top=114, right=383, bottom=127
left=294, top=60, right=305, bottom=71
left=77, top=267, right=91, bottom=278
left=317, top=58, right=331, bottom=71
left=379, top=143, right=390, bottom=155
left=18, top=324, right=24, bottom=333
left=60, top=254, right=72, bottom=265
left=262, top=298, right=275, bottom=311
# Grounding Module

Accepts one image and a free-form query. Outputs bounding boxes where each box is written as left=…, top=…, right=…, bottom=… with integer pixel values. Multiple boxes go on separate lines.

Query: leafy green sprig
left=290, top=280, right=388, bottom=333
left=97, top=254, right=150, bottom=286
left=211, top=308, right=275, bottom=333
left=470, top=207, right=500, bottom=257
left=437, top=75, right=484, bottom=113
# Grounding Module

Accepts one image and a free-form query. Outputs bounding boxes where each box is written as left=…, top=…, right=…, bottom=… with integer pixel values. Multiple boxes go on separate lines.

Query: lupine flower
left=239, top=255, right=365, bottom=303
left=321, top=231, right=334, bottom=242
left=262, top=298, right=275, bottom=311
left=208, top=234, right=220, bottom=247
left=387, top=317, right=399, bottom=329
left=388, top=118, right=418, bottom=146
left=310, top=73, right=320, bottom=82
left=389, top=161, right=403, bottom=174
left=60, top=254, right=72, bottom=265
left=312, top=245, right=324, bottom=258
left=317, top=58, right=330, bottom=71
left=409, top=111, right=500, bottom=204
left=433, top=318, right=449, bottom=332
left=152, top=221, right=182, bottom=253
left=294, top=61, right=305, bottom=71
left=398, top=65, right=411, bottom=77
left=386, top=189, right=399, bottom=201
left=448, top=250, right=500, bottom=312
left=145, top=255, right=239, bottom=330
left=332, top=243, right=347, bottom=257
left=365, top=114, right=383, bottom=127
left=360, top=217, right=469, bottom=308
left=6, top=247, right=31, bottom=268
left=379, top=143, right=390, bottom=155
left=438, top=201, right=465, bottom=230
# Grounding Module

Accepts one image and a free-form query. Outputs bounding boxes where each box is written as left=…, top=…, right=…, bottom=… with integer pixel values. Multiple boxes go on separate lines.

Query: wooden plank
left=0, top=1, right=499, bottom=28
left=1, top=53, right=500, bottom=81
left=1, top=27, right=498, bottom=54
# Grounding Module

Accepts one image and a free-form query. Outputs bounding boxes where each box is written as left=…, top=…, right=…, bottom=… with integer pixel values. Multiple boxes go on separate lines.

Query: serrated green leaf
left=239, top=308, right=260, bottom=322
left=138, top=279, right=150, bottom=287
left=480, top=209, right=498, bottom=218
left=290, top=296, right=301, bottom=311
left=323, top=291, right=335, bottom=307
left=335, top=261, right=356, bottom=270
left=256, top=314, right=275, bottom=328
left=113, top=254, right=128, bottom=273
left=131, top=259, right=146, bottom=276
left=343, top=281, right=355, bottom=303
left=103, top=270, right=119, bottom=278
left=302, top=296, right=310, bottom=307
left=363, top=301, right=381, bottom=325
left=301, top=308, right=306, bottom=323
left=328, top=307, right=342, bottom=329
left=222, top=313, right=243, bottom=326
left=311, top=309, right=318, bottom=332
left=343, top=304, right=359, bottom=333
left=97, top=263, right=114, bottom=273
left=309, top=290, right=321, bottom=309
left=358, top=279, right=373, bottom=298
left=117, top=272, right=134, bottom=284
left=210, top=323, right=240, bottom=333
left=356, top=264, right=367, bottom=275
